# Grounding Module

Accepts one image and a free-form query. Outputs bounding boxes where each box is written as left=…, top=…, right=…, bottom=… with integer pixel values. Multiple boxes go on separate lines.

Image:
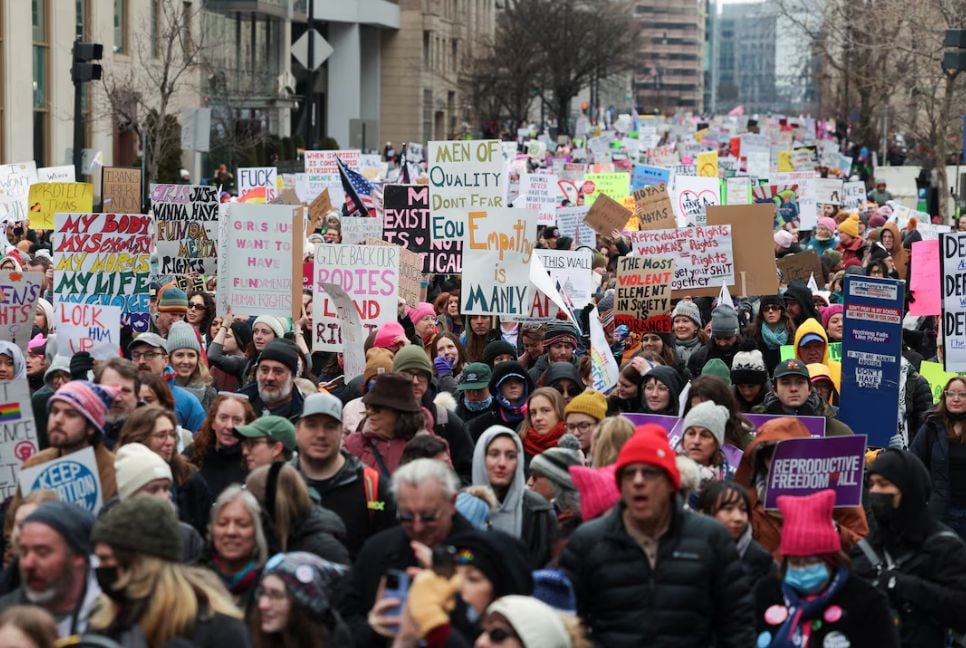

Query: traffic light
left=71, top=42, right=103, bottom=83
left=942, top=29, right=966, bottom=73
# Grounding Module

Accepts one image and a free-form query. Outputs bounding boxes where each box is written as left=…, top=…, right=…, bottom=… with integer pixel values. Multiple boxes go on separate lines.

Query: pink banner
left=909, top=239, right=940, bottom=315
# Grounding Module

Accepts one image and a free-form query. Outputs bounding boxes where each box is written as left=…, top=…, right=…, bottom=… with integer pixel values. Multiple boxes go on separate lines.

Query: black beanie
left=25, top=501, right=95, bottom=557
left=483, top=340, right=517, bottom=367
left=92, top=496, right=182, bottom=562
left=450, top=529, right=533, bottom=598
left=231, top=320, right=253, bottom=350
left=258, top=339, right=300, bottom=375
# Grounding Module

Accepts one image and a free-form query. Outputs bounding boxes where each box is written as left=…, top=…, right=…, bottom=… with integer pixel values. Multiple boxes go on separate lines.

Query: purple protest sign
left=763, top=435, right=867, bottom=510
left=623, top=413, right=679, bottom=432
left=745, top=414, right=826, bottom=438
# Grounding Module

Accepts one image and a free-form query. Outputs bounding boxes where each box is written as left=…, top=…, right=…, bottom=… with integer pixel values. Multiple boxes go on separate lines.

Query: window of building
left=114, top=0, right=127, bottom=53
left=423, top=31, right=430, bottom=68
left=33, top=0, right=49, bottom=167
left=422, top=89, right=433, bottom=142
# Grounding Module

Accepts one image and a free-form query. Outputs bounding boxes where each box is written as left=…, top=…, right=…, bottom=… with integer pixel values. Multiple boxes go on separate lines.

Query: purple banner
left=626, top=413, right=743, bottom=469
left=763, top=435, right=867, bottom=509
left=623, top=413, right=679, bottom=432
left=746, top=414, right=826, bottom=438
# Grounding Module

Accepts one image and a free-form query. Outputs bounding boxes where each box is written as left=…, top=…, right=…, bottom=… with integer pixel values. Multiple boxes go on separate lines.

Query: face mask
left=95, top=566, right=125, bottom=603
left=784, top=562, right=829, bottom=594
left=464, top=395, right=493, bottom=412
left=868, top=491, right=897, bottom=523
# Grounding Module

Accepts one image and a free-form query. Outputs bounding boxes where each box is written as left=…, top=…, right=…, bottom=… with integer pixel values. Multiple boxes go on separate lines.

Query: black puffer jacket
left=560, top=500, right=754, bottom=648
left=285, top=505, right=350, bottom=565
left=911, top=415, right=961, bottom=520
left=686, top=338, right=743, bottom=378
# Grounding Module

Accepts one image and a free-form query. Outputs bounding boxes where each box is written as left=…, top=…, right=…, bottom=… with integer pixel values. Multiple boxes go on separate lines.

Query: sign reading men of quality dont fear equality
left=427, top=140, right=504, bottom=242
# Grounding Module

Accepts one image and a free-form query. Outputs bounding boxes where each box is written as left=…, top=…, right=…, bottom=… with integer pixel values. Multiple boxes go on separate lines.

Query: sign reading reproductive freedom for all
left=427, top=139, right=504, bottom=241
left=764, top=435, right=867, bottom=510
left=628, top=225, right=734, bottom=291
left=460, top=208, right=536, bottom=317
left=312, top=244, right=400, bottom=352
left=151, top=184, right=219, bottom=275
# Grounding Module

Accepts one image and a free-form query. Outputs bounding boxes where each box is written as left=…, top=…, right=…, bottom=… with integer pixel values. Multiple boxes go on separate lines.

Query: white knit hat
left=486, top=596, right=570, bottom=648
left=253, top=315, right=287, bottom=339
left=681, top=401, right=729, bottom=448
left=671, top=300, right=702, bottom=328
left=115, top=443, right=172, bottom=500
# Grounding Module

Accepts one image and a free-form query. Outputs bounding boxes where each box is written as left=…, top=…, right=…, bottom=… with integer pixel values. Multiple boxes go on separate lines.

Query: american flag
left=337, top=156, right=375, bottom=217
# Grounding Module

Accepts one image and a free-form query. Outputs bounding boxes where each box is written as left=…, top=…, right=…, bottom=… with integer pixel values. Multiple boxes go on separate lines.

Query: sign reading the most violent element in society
left=427, top=139, right=504, bottom=242
left=941, top=232, right=966, bottom=372
left=629, top=225, right=734, bottom=291
left=216, top=204, right=301, bottom=319
left=0, top=271, right=42, bottom=354
left=838, top=276, right=904, bottom=448
left=27, top=183, right=94, bottom=230
left=0, top=380, right=38, bottom=500
left=152, top=184, right=219, bottom=275
left=763, top=435, right=867, bottom=510
left=312, top=244, right=400, bottom=351
left=52, top=213, right=152, bottom=332
left=615, top=256, right=675, bottom=334
left=100, top=167, right=142, bottom=213
left=382, top=184, right=461, bottom=274
left=56, top=302, right=122, bottom=360
left=18, top=446, right=103, bottom=514
left=460, top=208, right=537, bottom=317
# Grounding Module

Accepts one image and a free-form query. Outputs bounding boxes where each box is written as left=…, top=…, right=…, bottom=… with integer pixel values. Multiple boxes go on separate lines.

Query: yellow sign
left=777, top=150, right=794, bottom=173
left=697, top=151, right=719, bottom=178
left=28, top=182, right=94, bottom=230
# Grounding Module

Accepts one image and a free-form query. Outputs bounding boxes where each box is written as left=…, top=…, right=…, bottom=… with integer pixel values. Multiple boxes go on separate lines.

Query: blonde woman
left=167, top=321, right=217, bottom=412
left=590, top=416, right=635, bottom=468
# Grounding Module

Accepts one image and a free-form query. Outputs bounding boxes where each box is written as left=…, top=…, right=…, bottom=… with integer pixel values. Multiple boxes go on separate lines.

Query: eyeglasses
left=403, top=371, right=429, bottom=384
left=946, top=391, right=966, bottom=400
left=188, top=303, right=206, bottom=311
left=397, top=509, right=442, bottom=525
left=482, top=627, right=518, bottom=643
left=150, top=430, right=178, bottom=441
left=131, top=350, right=164, bottom=361
left=566, top=421, right=595, bottom=433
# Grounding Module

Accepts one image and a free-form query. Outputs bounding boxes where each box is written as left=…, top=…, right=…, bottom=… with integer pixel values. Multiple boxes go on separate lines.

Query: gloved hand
left=70, top=352, right=94, bottom=380
left=405, top=569, right=461, bottom=637
left=433, top=355, right=453, bottom=376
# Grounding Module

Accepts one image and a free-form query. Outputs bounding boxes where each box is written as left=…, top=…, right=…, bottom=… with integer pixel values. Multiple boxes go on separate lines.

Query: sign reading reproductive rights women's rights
left=19, top=446, right=103, bottom=514
left=460, top=208, right=536, bottom=317
left=838, top=276, right=904, bottom=448
left=0, top=380, right=38, bottom=500
left=56, top=302, right=122, bottom=360
left=427, top=139, right=504, bottom=242
left=941, top=232, right=966, bottom=372
left=628, top=225, right=734, bottom=291
left=312, top=244, right=400, bottom=352
left=763, top=435, right=867, bottom=510
left=0, top=271, right=42, bottom=354
left=216, top=204, right=300, bottom=320
left=152, top=184, right=219, bottom=275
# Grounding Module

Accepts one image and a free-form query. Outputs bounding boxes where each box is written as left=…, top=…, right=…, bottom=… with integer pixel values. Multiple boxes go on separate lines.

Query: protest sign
left=515, top=254, right=564, bottom=326
left=842, top=181, right=866, bottom=211
left=320, top=283, right=365, bottom=383
left=0, top=380, right=38, bottom=500
left=56, top=303, right=122, bottom=359
left=555, top=206, right=596, bottom=248
left=303, top=150, right=361, bottom=206
left=101, top=167, right=142, bottom=213
left=312, top=244, right=400, bottom=351
left=294, top=174, right=327, bottom=204
left=777, top=251, right=823, bottom=285
left=696, top=151, right=719, bottom=178
left=583, top=172, right=630, bottom=205
left=672, top=175, right=720, bottom=226
left=152, top=184, right=219, bottom=275
left=307, top=188, right=332, bottom=233
left=777, top=150, right=794, bottom=173
left=382, top=184, right=461, bottom=274
left=744, top=413, right=826, bottom=437
left=0, top=271, right=42, bottom=354
left=583, top=194, right=631, bottom=237
left=773, top=172, right=818, bottom=231
left=535, top=249, right=593, bottom=309
left=27, top=183, right=94, bottom=230
left=920, top=360, right=963, bottom=403
left=427, top=139, right=504, bottom=241
left=238, top=167, right=278, bottom=202
left=52, top=213, right=152, bottom=332
left=19, top=446, right=103, bottom=514
left=589, top=306, right=619, bottom=393
left=519, top=174, right=561, bottom=226
left=0, top=162, right=37, bottom=222
left=461, top=208, right=536, bottom=317
left=780, top=343, right=842, bottom=363
left=615, top=256, right=674, bottom=334
left=752, top=184, right=801, bottom=232
left=38, top=166, right=75, bottom=182
left=838, top=276, right=904, bottom=448
left=342, top=216, right=384, bottom=246
left=814, top=178, right=843, bottom=205
left=909, top=239, right=941, bottom=316
left=628, top=225, right=734, bottom=291
left=216, top=204, right=300, bottom=320
left=633, top=183, right=676, bottom=230
left=368, top=239, right=423, bottom=307
left=941, top=232, right=966, bottom=372
left=623, top=413, right=680, bottom=433
left=631, top=164, right=671, bottom=191
left=724, top=177, right=750, bottom=205
left=763, top=435, right=867, bottom=509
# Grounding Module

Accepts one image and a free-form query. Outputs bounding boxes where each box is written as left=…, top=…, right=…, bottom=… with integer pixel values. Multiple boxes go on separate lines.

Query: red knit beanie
left=614, top=424, right=681, bottom=491
left=777, top=489, right=841, bottom=556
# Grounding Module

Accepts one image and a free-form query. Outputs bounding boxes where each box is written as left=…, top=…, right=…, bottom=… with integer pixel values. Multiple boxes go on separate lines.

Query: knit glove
left=406, top=570, right=461, bottom=637
left=433, top=355, right=453, bottom=376
left=69, top=352, right=94, bottom=380
left=887, top=433, right=906, bottom=450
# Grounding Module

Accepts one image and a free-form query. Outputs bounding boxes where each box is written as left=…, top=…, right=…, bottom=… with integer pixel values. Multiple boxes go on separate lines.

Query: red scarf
left=523, top=420, right=566, bottom=457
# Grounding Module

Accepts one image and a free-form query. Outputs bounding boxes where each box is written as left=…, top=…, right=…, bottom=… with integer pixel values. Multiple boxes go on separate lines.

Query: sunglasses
left=188, top=303, right=206, bottom=311
left=397, top=509, right=442, bottom=524
left=482, top=627, right=518, bottom=643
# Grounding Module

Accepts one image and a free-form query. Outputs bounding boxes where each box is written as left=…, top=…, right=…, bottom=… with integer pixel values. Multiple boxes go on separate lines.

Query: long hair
left=191, top=394, right=257, bottom=468
left=138, top=371, right=176, bottom=411
left=208, top=485, right=268, bottom=566
left=249, top=597, right=337, bottom=648
left=683, top=375, right=754, bottom=450
left=173, top=348, right=214, bottom=388
left=934, top=376, right=966, bottom=443
left=464, top=315, right=494, bottom=362
left=245, top=464, right=312, bottom=552
left=750, top=303, right=797, bottom=341
left=118, top=405, right=195, bottom=485
left=431, top=331, right=468, bottom=376
left=187, top=290, right=216, bottom=337
left=591, top=416, right=635, bottom=468
left=89, top=554, right=241, bottom=645
left=517, top=387, right=565, bottom=440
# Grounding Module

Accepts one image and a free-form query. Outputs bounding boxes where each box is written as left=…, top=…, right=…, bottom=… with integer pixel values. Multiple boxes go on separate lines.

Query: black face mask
left=95, top=566, right=125, bottom=603
left=868, top=492, right=898, bottom=524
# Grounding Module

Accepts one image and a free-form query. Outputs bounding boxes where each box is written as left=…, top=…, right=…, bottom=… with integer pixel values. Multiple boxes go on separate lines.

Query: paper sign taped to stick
left=583, top=194, right=631, bottom=236
left=0, top=271, right=42, bottom=354
left=56, top=302, right=121, bottom=359
left=633, top=183, right=676, bottom=230
left=763, top=435, right=867, bottom=509
left=320, top=283, right=366, bottom=382
left=27, top=183, right=94, bottom=230
left=101, top=168, right=142, bottom=214
left=534, top=249, right=593, bottom=309
left=615, top=256, right=674, bottom=334
left=19, top=446, right=103, bottom=514
left=0, top=380, right=38, bottom=500
left=629, top=225, right=734, bottom=291
left=461, top=208, right=536, bottom=317
left=428, top=139, right=504, bottom=242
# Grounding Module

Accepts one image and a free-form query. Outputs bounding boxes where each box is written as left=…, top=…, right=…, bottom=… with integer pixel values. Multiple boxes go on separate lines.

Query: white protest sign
left=237, top=167, right=278, bottom=202
left=0, top=162, right=37, bottom=223
left=672, top=175, right=720, bottom=226
left=0, top=380, right=39, bottom=500
left=294, top=173, right=328, bottom=203
left=428, top=139, right=504, bottom=241
left=38, top=166, right=76, bottom=183
left=19, top=446, right=103, bottom=514
left=842, top=181, right=867, bottom=211
left=320, top=283, right=366, bottom=381
left=725, top=177, right=750, bottom=205
left=461, top=207, right=536, bottom=317
left=313, top=244, right=400, bottom=351
left=745, top=150, right=770, bottom=178
left=774, top=171, right=818, bottom=231
left=55, top=302, right=122, bottom=359
left=303, top=150, right=361, bottom=207
left=534, top=249, right=594, bottom=309
left=555, top=206, right=597, bottom=248
left=589, top=306, right=619, bottom=393
left=519, top=173, right=561, bottom=226
left=629, top=225, right=735, bottom=291
left=341, top=216, right=384, bottom=246
left=525, top=253, right=574, bottom=327
left=814, top=178, right=843, bottom=205
left=0, top=271, right=43, bottom=354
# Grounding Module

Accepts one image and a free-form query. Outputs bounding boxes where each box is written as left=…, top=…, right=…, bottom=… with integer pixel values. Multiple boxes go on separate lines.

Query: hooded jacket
left=783, top=282, right=822, bottom=327
left=881, top=221, right=909, bottom=280
left=794, top=317, right=842, bottom=388
left=851, top=449, right=966, bottom=647
left=641, top=365, right=683, bottom=415
left=472, top=427, right=556, bottom=567
left=807, top=362, right=840, bottom=406
left=536, top=360, right=582, bottom=390
left=528, top=352, right=579, bottom=384
left=754, top=388, right=854, bottom=437
left=732, top=417, right=868, bottom=557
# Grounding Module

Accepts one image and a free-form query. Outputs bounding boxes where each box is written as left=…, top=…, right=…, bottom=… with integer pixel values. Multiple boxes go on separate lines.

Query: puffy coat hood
left=472, top=426, right=526, bottom=537
left=794, top=317, right=841, bottom=385
left=642, top=365, right=683, bottom=415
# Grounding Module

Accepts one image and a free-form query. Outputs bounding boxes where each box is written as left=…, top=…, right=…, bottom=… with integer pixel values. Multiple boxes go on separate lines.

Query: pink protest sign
left=909, top=239, right=940, bottom=316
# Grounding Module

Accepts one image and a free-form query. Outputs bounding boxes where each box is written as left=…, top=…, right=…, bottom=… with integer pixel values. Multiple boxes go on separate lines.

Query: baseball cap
left=458, top=363, right=492, bottom=391
left=301, top=392, right=343, bottom=423
left=799, top=333, right=825, bottom=347
left=773, top=358, right=810, bottom=381
left=128, top=332, right=168, bottom=352
left=234, top=415, right=297, bottom=451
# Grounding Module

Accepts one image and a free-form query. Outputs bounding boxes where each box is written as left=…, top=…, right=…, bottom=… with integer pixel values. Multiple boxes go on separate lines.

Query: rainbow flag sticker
left=0, top=403, right=21, bottom=422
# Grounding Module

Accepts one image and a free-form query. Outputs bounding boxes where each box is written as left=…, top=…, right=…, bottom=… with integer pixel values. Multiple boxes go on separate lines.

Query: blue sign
left=28, top=458, right=101, bottom=512
left=838, top=276, right=904, bottom=448
left=631, top=164, right=671, bottom=191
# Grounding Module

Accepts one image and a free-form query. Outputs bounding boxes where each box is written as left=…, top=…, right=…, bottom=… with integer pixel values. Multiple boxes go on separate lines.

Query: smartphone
left=432, top=545, right=456, bottom=578
left=382, top=569, right=410, bottom=631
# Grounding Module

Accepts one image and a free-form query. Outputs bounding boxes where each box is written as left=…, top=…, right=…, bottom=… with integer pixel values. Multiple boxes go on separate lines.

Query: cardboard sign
left=744, top=413, right=826, bottom=437
left=941, top=233, right=966, bottom=372
left=341, top=216, right=384, bottom=246
left=18, top=446, right=103, bottom=514
left=56, top=302, right=122, bottom=359
left=589, top=306, right=619, bottom=393
left=909, top=239, right=941, bottom=316
left=382, top=184, right=461, bottom=274
left=320, top=283, right=365, bottom=382
left=583, top=193, right=631, bottom=237
left=427, top=139, right=504, bottom=241
left=52, top=213, right=152, bottom=332
left=0, top=380, right=38, bottom=500
left=842, top=181, right=866, bottom=211
left=555, top=206, right=597, bottom=248
left=27, top=183, right=94, bottom=230
left=238, top=167, right=278, bottom=202
left=534, top=249, right=593, bottom=309
left=0, top=271, right=42, bottom=354
left=460, top=208, right=536, bottom=317
left=615, top=256, right=674, bottom=334
left=628, top=225, right=734, bottom=291
left=777, top=251, right=823, bottom=285
left=152, top=184, right=219, bottom=275
left=763, top=435, right=867, bottom=510
left=312, top=244, right=400, bottom=351
left=693, top=204, right=780, bottom=298
left=101, top=167, right=142, bottom=213
left=307, top=188, right=332, bottom=234
left=633, top=183, right=676, bottom=230
left=839, top=276, right=904, bottom=448
left=583, top=172, right=630, bottom=205
left=672, top=175, right=720, bottom=226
